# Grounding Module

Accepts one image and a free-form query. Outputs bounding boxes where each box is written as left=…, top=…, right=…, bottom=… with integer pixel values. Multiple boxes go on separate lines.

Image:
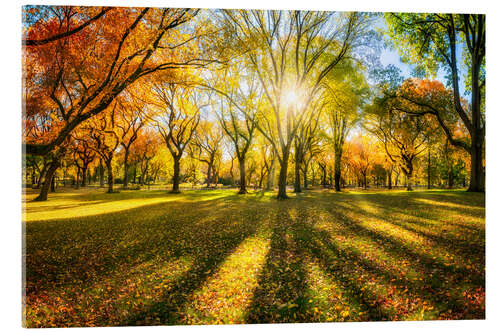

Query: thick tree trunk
left=106, top=160, right=114, bottom=193
left=81, top=166, right=87, bottom=187
left=334, top=151, right=342, bottom=192
left=277, top=151, right=290, bottom=199
left=238, top=158, right=247, bottom=194
left=31, top=169, right=37, bottom=188
left=37, top=162, right=47, bottom=189
left=321, top=167, right=327, bottom=188
left=387, top=170, right=392, bottom=190
left=363, top=173, right=367, bottom=190
left=206, top=163, right=212, bottom=188
left=448, top=166, right=454, bottom=189
left=34, top=158, right=60, bottom=201
left=172, top=157, right=181, bottom=193
left=303, top=162, right=309, bottom=190
left=468, top=136, right=485, bottom=192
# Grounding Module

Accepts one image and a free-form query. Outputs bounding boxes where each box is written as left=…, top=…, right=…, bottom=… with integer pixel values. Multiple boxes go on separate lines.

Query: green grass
left=22, top=187, right=485, bottom=327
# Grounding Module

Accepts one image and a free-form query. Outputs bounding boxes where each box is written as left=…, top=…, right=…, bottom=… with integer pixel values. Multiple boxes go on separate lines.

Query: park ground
left=22, top=187, right=485, bottom=327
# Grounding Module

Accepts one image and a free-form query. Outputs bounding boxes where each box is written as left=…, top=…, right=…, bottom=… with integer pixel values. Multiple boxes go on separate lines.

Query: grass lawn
left=22, top=187, right=485, bottom=327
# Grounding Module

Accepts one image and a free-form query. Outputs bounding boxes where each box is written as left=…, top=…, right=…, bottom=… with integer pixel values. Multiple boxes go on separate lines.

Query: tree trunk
left=37, top=162, right=48, bottom=189
left=206, top=162, right=212, bottom=188
left=99, top=161, right=105, bottom=187
left=448, top=166, right=454, bottom=189
left=303, top=162, right=309, bottom=190
left=50, top=174, right=56, bottom=192
left=277, top=151, right=290, bottom=199
left=31, top=169, right=37, bottom=188
left=468, top=135, right=484, bottom=192
left=321, top=166, right=327, bottom=188
left=363, top=173, right=367, bottom=190
left=387, top=170, right=392, bottom=190
left=81, top=166, right=87, bottom=187
left=334, top=151, right=342, bottom=192
left=266, top=155, right=275, bottom=191
left=34, top=157, right=61, bottom=201
left=123, top=149, right=130, bottom=189
left=106, top=160, right=114, bottom=193
left=406, top=173, right=413, bottom=191
left=293, top=157, right=302, bottom=193
left=172, top=156, right=181, bottom=193
left=75, top=166, right=81, bottom=189
left=238, top=157, right=247, bottom=194
left=426, top=148, right=430, bottom=189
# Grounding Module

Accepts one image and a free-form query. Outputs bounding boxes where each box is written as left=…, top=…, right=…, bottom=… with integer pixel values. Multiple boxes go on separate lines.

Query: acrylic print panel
left=21, top=0, right=485, bottom=329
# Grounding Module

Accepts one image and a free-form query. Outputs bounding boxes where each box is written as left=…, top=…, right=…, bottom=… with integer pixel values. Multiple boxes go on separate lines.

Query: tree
left=115, top=90, right=148, bottom=188
left=366, top=97, right=433, bottom=191
left=151, top=80, right=201, bottom=193
left=86, top=104, right=120, bottom=193
left=71, top=133, right=96, bottom=187
left=348, top=135, right=378, bottom=189
left=191, top=121, right=224, bottom=188
left=132, top=130, right=162, bottom=186
left=293, top=99, right=323, bottom=193
left=23, top=6, right=219, bottom=158
left=209, top=65, right=260, bottom=194
left=323, top=60, right=368, bottom=191
left=385, top=13, right=485, bottom=192
left=221, top=10, right=370, bottom=199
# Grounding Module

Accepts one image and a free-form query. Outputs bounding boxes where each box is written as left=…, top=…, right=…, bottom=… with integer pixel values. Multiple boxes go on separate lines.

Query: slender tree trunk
left=363, top=172, right=367, bottom=190
left=238, top=157, right=247, bottom=194
left=50, top=174, right=56, bottom=192
left=293, top=156, right=302, bottom=193
left=229, top=158, right=235, bottom=186
left=427, top=148, right=431, bottom=189
left=75, top=166, right=81, bottom=189
left=321, top=166, right=327, bottom=188
left=99, top=161, right=105, bottom=187
left=123, top=149, right=130, bottom=189
left=387, top=169, right=392, bottom=189
left=266, top=155, right=275, bottom=191
left=172, top=156, right=181, bottom=193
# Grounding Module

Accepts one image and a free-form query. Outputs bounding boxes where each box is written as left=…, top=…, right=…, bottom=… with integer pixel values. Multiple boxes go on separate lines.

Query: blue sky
left=377, top=17, right=468, bottom=98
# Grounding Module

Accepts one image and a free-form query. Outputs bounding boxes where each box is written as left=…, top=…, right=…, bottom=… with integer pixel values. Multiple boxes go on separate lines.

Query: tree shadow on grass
left=25, top=194, right=268, bottom=326
left=334, top=195, right=485, bottom=270
left=313, top=197, right=484, bottom=319
left=245, top=204, right=313, bottom=324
